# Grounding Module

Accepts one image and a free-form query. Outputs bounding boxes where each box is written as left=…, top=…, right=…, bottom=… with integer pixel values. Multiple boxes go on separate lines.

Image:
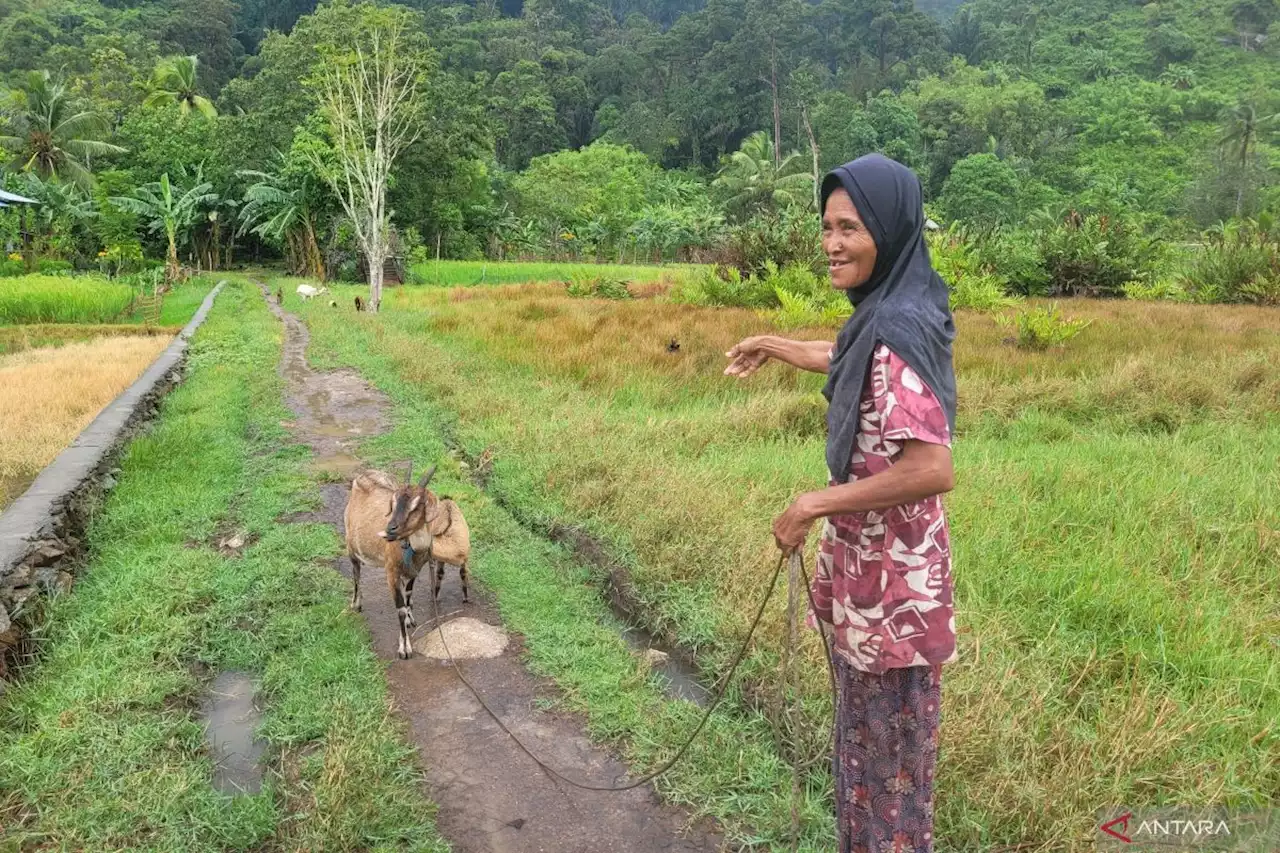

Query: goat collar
left=399, top=539, right=415, bottom=571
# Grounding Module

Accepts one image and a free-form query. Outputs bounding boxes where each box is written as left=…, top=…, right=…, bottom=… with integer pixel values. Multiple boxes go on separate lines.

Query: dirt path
left=263, top=286, right=723, bottom=853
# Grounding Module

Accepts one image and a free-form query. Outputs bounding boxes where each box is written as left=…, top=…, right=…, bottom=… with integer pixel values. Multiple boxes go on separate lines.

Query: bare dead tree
left=306, top=16, right=426, bottom=313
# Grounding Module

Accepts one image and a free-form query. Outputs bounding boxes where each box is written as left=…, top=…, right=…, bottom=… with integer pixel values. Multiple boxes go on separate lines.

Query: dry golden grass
left=0, top=323, right=179, bottom=355
left=394, top=287, right=1280, bottom=431
left=0, top=335, right=173, bottom=509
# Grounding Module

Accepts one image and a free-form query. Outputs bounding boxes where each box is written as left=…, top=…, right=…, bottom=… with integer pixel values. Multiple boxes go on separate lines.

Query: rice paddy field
left=287, top=278, right=1280, bottom=850
left=0, top=275, right=135, bottom=325
left=408, top=258, right=699, bottom=287
left=0, top=275, right=218, bottom=506
left=0, top=335, right=175, bottom=509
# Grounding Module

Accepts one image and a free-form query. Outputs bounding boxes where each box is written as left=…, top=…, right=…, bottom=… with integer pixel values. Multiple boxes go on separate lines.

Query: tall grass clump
left=997, top=303, right=1093, bottom=350
left=0, top=275, right=134, bottom=325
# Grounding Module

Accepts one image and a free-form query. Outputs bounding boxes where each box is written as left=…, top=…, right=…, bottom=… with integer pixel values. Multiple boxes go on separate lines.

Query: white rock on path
left=418, top=617, right=509, bottom=660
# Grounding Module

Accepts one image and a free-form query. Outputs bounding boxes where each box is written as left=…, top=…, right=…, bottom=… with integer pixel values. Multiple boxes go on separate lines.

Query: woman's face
left=822, top=187, right=877, bottom=291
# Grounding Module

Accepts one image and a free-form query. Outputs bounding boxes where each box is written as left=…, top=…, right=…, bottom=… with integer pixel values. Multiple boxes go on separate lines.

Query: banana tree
left=238, top=165, right=326, bottom=279
left=110, top=173, right=216, bottom=283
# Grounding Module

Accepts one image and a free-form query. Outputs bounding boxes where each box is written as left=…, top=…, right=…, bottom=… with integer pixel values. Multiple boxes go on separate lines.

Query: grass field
left=0, top=275, right=135, bottom=325
left=295, top=279, right=1280, bottom=850
left=0, top=334, right=173, bottom=509
left=0, top=279, right=449, bottom=851
left=408, top=258, right=699, bottom=287
left=0, top=274, right=214, bottom=329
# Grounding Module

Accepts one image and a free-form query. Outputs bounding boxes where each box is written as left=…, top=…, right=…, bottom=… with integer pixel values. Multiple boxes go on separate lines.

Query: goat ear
left=418, top=465, right=437, bottom=487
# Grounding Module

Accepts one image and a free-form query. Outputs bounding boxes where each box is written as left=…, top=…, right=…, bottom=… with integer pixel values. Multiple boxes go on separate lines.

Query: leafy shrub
left=670, top=264, right=777, bottom=308
left=0, top=259, right=24, bottom=278
left=928, top=227, right=1023, bottom=312
left=997, top=304, right=1093, bottom=351
left=972, top=228, right=1050, bottom=295
left=565, top=274, right=632, bottom=299
left=714, top=209, right=824, bottom=278
left=1177, top=219, right=1280, bottom=305
left=1038, top=212, right=1158, bottom=297
left=670, top=261, right=850, bottom=330
left=97, top=241, right=146, bottom=277
left=36, top=259, right=74, bottom=276
left=771, top=286, right=851, bottom=329
left=1122, top=278, right=1193, bottom=302
left=949, top=271, right=1022, bottom=312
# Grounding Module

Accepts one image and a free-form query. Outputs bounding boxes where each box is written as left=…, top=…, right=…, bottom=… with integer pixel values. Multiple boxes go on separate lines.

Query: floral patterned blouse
left=806, top=343, right=958, bottom=674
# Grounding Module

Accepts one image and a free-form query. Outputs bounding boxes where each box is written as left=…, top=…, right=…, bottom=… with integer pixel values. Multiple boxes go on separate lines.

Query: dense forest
left=1, top=0, right=1278, bottom=302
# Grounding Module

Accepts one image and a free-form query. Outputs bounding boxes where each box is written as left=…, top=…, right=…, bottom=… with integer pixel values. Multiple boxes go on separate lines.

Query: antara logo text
left=1100, top=811, right=1232, bottom=844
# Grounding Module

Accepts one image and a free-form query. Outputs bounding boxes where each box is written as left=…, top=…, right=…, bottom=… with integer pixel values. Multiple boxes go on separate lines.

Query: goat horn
left=405, top=462, right=412, bottom=485
left=418, top=465, right=437, bottom=487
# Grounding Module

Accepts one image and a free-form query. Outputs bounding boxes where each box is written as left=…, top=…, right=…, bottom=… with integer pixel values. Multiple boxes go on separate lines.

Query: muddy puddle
left=617, top=618, right=709, bottom=707
left=199, top=671, right=265, bottom=795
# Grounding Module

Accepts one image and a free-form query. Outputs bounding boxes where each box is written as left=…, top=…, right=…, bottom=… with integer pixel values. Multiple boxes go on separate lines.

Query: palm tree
left=1220, top=101, right=1280, bottom=217
left=238, top=164, right=326, bottom=279
left=713, top=131, right=814, bottom=220
left=111, top=173, right=217, bottom=283
left=144, top=56, right=218, bottom=119
left=947, top=9, right=984, bottom=64
left=0, top=71, right=125, bottom=189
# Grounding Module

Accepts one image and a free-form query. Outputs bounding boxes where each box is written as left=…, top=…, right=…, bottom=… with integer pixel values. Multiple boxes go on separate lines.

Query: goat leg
left=390, top=567, right=413, bottom=659
left=460, top=560, right=470, bottom=603
left=350, top=554, right=363, bottom=611
left=433, top=560, right=445, bottom=601
left=404, top=574, right=417, bottom=627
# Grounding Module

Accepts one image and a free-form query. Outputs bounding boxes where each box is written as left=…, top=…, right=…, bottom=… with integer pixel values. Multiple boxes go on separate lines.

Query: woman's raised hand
left=725, top=336, right=771, bottom=378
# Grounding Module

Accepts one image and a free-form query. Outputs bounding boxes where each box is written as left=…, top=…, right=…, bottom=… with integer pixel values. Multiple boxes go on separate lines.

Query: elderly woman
left=725, top=155, right=958, bottom=853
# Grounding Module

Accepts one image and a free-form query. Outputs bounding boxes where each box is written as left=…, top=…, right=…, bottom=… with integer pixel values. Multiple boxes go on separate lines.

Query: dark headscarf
left=819, top=154, right=957, bottom=484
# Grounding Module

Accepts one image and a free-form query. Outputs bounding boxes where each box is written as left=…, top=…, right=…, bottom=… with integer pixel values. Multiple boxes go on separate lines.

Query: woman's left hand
left=773, top=496, right=817, bottom=552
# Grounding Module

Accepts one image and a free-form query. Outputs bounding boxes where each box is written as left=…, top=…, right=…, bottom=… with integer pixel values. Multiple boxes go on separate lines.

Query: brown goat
left=343, top=464, right=470, bottom=658
left=354, top=295, right=365, bottom=312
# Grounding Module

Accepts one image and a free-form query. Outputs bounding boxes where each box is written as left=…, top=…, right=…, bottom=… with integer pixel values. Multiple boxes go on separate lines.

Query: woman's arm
left=773, top=441, right=954, bottom=550
left=725, top=336, right=833, bottom=377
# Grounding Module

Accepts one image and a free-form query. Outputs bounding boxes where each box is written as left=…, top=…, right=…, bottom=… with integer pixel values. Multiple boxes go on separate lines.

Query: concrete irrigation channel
left=0, top=282, right=225, bottom=685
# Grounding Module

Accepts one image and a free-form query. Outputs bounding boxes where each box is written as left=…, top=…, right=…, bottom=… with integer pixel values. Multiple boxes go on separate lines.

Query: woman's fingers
left=725, top=346, right=768, bottom=377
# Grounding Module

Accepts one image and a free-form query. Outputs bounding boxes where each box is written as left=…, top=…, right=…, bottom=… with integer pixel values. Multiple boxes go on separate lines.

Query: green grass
left=289, top=279, right=1280, bottom=851
left=0, top=275, right=135, bottom=325
left=0, top=278, right=449, bottom=852
left=289, top=280, right=837, bottom=849
left=407, top=259, right=700, bottom=287
left=0, top=274, right=213, bottom=328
